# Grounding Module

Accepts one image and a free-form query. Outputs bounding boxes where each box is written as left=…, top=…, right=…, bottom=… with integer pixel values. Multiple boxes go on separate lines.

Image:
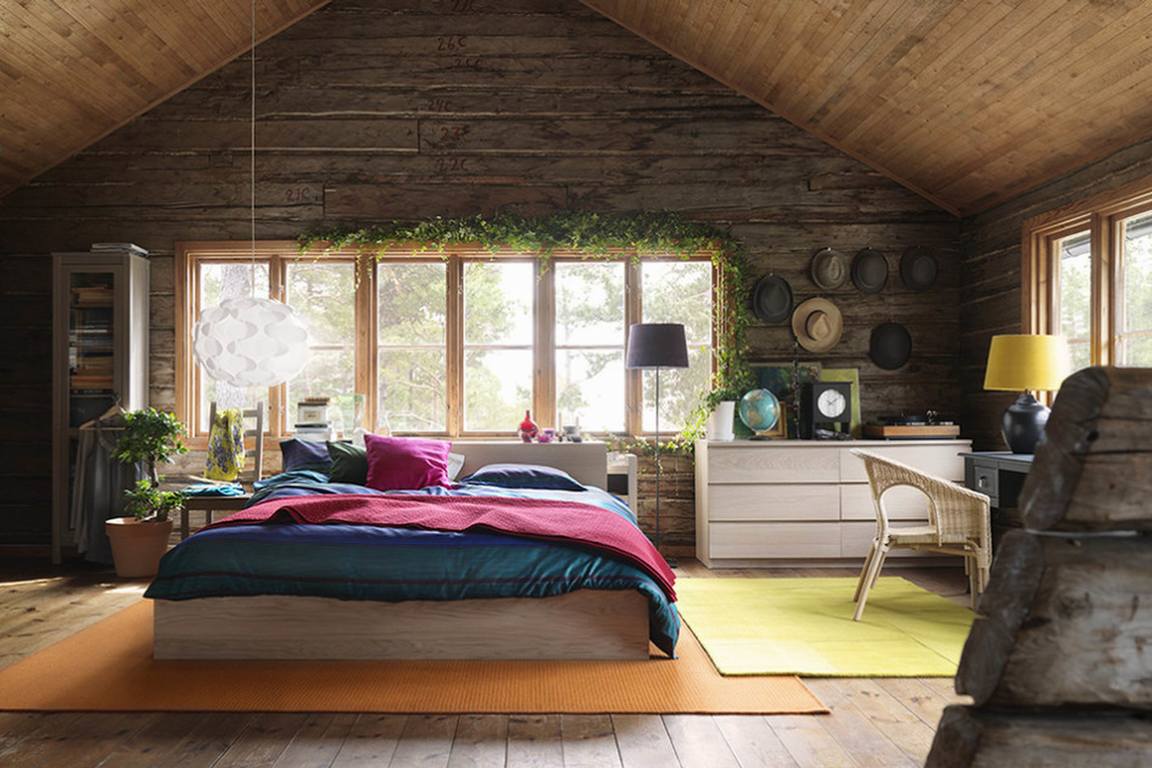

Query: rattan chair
left=849, top=449, right=992, bottom=621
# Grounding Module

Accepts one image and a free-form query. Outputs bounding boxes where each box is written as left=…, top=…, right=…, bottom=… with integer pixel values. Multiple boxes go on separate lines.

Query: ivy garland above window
left=299, top=211, right=753, bottom=451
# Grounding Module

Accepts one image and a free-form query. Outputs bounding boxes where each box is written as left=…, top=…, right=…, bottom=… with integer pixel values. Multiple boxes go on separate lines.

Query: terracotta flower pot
left=105, top=517, right=173, bottom=578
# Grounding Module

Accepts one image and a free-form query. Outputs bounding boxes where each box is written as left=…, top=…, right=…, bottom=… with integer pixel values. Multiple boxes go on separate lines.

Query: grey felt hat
left=810, top=247, right=848, bottom=290
left=751, top=274, right=794, bottom=324
left=900, top=246, right=939, bottom=291
left=852, top=248, right=889, bottom=293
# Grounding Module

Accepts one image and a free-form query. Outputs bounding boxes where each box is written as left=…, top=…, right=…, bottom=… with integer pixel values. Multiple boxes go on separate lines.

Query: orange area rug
left=0, top=601, right=824, bottom=714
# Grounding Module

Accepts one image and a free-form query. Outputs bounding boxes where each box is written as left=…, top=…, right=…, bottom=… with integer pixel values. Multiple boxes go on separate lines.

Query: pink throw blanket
left=207, top=493, right=676, bottom=600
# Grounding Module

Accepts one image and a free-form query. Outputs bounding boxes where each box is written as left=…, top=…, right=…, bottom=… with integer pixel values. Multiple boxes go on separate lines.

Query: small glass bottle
left=518, top=410, right=539, bottom=443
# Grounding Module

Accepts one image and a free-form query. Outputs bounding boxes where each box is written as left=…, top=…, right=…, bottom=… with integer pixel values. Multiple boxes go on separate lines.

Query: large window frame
left=176, top=241, right=715, bottom=443
left=1023, top=180, right=1152, bottom=368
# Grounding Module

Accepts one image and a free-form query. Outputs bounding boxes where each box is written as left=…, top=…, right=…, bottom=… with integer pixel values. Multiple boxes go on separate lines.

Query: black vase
left=1001, top=392, right=1050, bottom=454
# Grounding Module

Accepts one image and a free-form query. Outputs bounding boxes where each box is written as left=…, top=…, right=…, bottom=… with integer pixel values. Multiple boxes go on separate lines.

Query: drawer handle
left=977, top=476, right=989, bottom=489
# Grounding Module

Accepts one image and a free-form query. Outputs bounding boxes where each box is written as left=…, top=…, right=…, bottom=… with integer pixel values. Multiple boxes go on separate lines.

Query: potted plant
left=704, top=385, right=742, bottom=441
left=106, top=409, right=187, bottom=578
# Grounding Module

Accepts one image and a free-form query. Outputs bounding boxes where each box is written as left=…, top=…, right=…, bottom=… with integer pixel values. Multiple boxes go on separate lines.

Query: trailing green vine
left=300, top=211, right=752, bottom=452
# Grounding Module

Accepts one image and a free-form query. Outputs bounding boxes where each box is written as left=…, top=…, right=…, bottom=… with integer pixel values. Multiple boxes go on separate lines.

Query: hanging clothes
left=204, top=407, right=246, bottom=482
left=72, top=404, right=141, bottom=564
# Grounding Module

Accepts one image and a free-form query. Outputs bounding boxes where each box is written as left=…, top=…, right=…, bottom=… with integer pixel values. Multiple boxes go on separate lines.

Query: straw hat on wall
left=791, top=297, right=843, bottom=353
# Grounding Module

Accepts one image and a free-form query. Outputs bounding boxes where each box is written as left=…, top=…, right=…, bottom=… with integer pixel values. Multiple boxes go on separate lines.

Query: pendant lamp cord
left=250, top=0, right=257, bottom=297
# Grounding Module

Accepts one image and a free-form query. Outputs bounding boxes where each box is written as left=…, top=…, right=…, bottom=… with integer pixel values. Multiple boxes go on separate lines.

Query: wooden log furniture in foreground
left=926, top=367, right=1152, bottom=767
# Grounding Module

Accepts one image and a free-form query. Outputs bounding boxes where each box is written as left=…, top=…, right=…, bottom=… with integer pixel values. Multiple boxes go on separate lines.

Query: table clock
left=800, top=381, right=853, bottom=439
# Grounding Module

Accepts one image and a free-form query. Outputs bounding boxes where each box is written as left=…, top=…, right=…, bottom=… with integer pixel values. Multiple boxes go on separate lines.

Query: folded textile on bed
left=205, top=493, right=677, bottom=601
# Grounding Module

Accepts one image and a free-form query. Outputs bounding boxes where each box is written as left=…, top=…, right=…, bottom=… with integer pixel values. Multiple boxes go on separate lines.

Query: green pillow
left=327, top=441, right=368, bottom=485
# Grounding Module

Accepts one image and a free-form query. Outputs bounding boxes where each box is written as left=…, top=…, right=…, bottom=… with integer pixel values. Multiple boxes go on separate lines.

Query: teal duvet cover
left=146, top=479, right=680, bottom=656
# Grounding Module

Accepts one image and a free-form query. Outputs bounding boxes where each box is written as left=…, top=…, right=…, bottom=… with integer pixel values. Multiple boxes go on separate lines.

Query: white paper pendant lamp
left=192, top=296, right=309, bottom=387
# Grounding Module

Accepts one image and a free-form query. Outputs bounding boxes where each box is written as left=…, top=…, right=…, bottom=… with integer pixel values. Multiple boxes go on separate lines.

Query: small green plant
left=122, top=479, right=184, bottom=522
left=116, top=408, right=188, bottom=521
left=115, top=408, right=187, bottom=486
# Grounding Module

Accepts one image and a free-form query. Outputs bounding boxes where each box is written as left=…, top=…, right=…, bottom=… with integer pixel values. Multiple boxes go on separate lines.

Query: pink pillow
left=364, top=434, right=452, bottom=491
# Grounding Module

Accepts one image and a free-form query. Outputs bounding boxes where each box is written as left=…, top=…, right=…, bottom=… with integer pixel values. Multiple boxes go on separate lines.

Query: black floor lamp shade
left=626, top=324, right=689, bottom=369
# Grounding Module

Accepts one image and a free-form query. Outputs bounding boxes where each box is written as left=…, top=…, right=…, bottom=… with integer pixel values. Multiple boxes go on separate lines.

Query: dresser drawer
left=839, top=484, right=932, bottom=521
left=840, top=445, right=965, bottom=483
left=709, top=522, right=841, bottom=559
left=708, top=446, right=840, bottom=484
left=708, top=484, right=839, bottom=521
left=967, top=460, right=999, bottom=499
left=840, top=522, right=945, bottom=559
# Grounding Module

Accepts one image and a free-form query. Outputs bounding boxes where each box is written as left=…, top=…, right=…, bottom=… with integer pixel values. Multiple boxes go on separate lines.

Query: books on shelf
left=91, top=242, right=148, bottom=256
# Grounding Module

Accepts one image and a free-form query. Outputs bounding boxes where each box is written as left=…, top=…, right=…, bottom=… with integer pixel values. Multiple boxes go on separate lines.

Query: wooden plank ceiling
left=582, top=0, right=1152, bottom=215
left=5, top=0, right=1152, bottom=216
left=0, top=0, right=328, bottom=199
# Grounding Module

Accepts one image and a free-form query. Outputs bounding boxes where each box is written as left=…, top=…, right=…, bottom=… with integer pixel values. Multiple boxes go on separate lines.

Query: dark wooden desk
left=964, top=451, right=1033, bottom=547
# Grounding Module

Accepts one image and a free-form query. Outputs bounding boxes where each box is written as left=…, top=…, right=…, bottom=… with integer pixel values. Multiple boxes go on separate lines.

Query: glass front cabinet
left=52, top=252, right=149, bottom=563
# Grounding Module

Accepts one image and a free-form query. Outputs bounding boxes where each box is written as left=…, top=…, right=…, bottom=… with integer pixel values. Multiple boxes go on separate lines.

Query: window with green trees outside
left=180, top=244, right=713, bottom=439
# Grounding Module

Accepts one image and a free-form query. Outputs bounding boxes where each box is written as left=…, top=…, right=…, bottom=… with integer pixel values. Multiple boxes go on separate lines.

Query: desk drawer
left=708, top=447, right=840, bottom=484
left=709, top=484, right=839, bottom=521
left=709, top=522, right=841, bottom=559
left=968, top=460, right=999, bottom=499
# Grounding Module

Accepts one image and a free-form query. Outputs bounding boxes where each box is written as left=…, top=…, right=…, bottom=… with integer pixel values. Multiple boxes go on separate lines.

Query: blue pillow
left=279, top=438, right=332, bottom=473
left=461, top=463, right=585, bottom=492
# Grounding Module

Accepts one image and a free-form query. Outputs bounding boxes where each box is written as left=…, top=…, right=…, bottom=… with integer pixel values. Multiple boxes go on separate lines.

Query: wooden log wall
left=927, top=367, right=1152, bottom=767
left=959, top=136, right=1152, bottom=449
left=0, top=0, right=960, bottom=548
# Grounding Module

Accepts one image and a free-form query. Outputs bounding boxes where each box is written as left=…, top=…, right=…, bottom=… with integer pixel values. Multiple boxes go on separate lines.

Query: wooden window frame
left=1022, top=176, right=1152, bottom=372
left=177, top=242, right=715, bottom=446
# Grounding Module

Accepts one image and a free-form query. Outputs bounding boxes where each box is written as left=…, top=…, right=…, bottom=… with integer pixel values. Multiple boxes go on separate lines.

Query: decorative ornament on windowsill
left=983, top=334, right=1072, bottom=454
left=191, top=0, right=309, bottom=388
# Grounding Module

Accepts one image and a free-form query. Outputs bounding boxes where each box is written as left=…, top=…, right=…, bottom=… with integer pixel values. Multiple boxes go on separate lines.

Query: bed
left=146, top=442, right=679, bottom=661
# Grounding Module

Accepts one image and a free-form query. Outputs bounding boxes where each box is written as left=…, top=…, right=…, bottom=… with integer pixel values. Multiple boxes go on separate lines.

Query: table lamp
left=626, top=323, right=688, bottom=560
left=983, top=334, right=1072, bottom=454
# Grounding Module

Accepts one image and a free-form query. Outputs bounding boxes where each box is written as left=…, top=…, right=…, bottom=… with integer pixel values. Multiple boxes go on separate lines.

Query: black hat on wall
left=751, top=274, right=794, bottom=324
left=900, top=246, right=939, bottom=291
left=869, top=322, right=913, bottom=370
left=851, top=248, right=889, bottom=293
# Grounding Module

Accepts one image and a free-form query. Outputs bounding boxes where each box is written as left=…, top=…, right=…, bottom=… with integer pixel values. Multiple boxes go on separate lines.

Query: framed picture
left=739, top=361, right=822, bottom=438
left=819, top=368, right=862, bottom=437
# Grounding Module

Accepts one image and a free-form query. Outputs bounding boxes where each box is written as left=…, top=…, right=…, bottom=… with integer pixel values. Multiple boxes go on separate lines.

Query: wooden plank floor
left=0, top=558, right=970, bottom=767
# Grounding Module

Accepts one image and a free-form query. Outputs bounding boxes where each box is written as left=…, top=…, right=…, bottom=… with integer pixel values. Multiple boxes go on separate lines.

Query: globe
left=738, top=388, right=781, bottom=435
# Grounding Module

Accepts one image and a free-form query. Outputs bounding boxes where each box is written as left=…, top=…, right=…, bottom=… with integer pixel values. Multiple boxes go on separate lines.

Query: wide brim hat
left=900, top=246, right=938, bottom=291
left=751, top=274, right=793, bottom=324
left=810, top=247, right=848, bottom=290
left=852, top=248, right=889, bottom=293
left=791, top=297, right=844, bottom=353
left=870, top=322, right=913, bottom=370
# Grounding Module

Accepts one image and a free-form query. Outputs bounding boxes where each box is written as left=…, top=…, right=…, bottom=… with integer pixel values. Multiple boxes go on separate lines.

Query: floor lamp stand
left=653, top=368, right=676, bottom=568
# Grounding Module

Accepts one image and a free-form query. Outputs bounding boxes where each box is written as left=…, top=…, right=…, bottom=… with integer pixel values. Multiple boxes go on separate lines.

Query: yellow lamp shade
left=984, top=334, right=1072, bottom=392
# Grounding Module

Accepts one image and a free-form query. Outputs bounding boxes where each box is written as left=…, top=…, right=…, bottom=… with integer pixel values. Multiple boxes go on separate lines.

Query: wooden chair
left=850, top=449, right=992, bottom=621
left=180, top=402, right=265, bottom=540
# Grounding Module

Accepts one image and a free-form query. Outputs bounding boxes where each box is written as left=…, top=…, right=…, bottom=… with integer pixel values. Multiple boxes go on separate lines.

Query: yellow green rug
left=675, top=577, right=973, bottom=677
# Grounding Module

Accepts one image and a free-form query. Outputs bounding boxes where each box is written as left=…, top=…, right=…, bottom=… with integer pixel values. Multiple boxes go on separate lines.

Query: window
left=463, top=261, right=535, bottom=432
left=178, top=244, right=714, bottom=440
left=1054, top=231, right=1091, bottom=371
left=555, top=261, right=626, bottom=432
left=1025, top=183, right=1152, bottom=370
left=1117, top=212, right=1152, bottom=366
left=641, top=261, right=713, bottom=432
left=376, top=262, right=447, bottom=433
left=285, top=261, right=357, bottom=432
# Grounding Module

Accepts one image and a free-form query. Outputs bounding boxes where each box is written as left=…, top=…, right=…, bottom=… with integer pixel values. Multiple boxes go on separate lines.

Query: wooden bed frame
left=153, top=441, right=656, bottom=661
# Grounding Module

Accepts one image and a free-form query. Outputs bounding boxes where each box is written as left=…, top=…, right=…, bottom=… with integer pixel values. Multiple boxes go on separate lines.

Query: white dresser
left=694, top=439, right=972, bottom=567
